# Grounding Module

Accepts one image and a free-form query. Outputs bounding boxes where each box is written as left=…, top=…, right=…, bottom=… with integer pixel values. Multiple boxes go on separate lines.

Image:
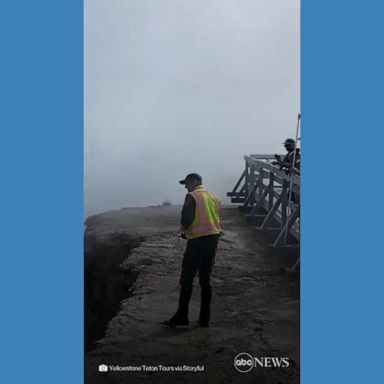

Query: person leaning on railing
left=273, top=139, right=301, bottom=203
left=273, top=138, right=300, bottom=175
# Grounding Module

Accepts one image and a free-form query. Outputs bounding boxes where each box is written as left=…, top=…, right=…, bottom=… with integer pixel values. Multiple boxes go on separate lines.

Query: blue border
left=302, top=1, right=384, bottom=383
left=0, top=1, right=83, bottom=383
left=1, top=1, right=383, bottom=383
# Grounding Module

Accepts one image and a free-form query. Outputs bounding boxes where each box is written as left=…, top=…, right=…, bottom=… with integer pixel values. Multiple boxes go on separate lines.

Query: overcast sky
left=84, top=0, right=300, bottom=217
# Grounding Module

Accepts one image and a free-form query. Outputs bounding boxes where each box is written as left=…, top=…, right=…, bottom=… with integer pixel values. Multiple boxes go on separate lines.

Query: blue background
left=301, top=1, right=383, bottom=383
left=0, top=0, right=383, bottom=383
left=0, top=1, right=83, bottom=383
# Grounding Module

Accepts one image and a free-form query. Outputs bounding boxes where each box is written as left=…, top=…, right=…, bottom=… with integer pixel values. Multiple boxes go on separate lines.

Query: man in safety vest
left=165, top=173, right=221, bottom=328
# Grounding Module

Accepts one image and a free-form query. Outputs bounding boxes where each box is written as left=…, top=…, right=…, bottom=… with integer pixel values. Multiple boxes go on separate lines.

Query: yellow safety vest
left=186, top=186, right=221, bottom=239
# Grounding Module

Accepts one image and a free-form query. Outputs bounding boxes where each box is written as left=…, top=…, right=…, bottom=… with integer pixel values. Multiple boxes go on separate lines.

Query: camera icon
left=99, top=364, right=108, bottom=372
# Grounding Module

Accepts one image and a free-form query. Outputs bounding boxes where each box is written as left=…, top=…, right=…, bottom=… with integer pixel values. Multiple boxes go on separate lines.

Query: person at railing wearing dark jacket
left=274, top=139, right=301, bottom=203
left=274, top=138, right=300, bottom=175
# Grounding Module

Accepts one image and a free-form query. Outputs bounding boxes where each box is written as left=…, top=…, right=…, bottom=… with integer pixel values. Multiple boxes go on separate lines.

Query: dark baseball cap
left=283, top=138, right=295, bottom=145
left=179, top=173, right=202, bottom=185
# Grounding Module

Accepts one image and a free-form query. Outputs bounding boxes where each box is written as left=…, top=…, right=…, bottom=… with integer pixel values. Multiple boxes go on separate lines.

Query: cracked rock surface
left=85, top=206, right=299, bottom=384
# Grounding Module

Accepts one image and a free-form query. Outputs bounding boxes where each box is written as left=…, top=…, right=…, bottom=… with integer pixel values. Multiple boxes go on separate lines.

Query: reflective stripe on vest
left=186, top=186, right=221, bottom=239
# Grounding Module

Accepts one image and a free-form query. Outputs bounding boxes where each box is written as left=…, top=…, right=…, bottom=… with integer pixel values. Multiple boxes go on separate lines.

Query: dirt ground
left=84, top=205, right=300, bottom=384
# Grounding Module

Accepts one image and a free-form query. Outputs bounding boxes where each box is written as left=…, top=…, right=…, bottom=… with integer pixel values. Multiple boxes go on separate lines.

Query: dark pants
left=175, top=234, right=219, bottom=323
left=180, top=234, right=219, bottom=290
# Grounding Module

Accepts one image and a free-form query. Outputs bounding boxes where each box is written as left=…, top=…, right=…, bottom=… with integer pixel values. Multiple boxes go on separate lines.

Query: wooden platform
left=227, top=154, right=300, bottom=251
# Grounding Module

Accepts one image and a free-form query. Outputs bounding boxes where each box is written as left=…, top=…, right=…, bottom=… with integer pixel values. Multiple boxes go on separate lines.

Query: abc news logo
left=234, top=353, right=290, bottom=373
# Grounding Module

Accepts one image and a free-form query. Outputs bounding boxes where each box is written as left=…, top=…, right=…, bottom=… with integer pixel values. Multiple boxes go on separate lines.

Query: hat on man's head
left=179, top=173, right=202, bottom=185
left=283, top=138, right=295, bottom=145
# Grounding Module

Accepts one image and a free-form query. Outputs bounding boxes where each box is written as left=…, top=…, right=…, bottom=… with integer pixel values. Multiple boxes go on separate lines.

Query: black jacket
left=181, top=194, right=196, bottom=229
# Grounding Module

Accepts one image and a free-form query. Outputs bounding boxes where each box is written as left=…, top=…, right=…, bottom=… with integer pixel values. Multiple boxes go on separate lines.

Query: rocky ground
left=84, top=205, right=299, bottom=384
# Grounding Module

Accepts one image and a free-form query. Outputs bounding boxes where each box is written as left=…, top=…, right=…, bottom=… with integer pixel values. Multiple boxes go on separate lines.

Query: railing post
left=269, top=172, right=274, bottom=211
left=281, top=179, right=288, bottom=227
left=245, top=159, right=250, bottom=196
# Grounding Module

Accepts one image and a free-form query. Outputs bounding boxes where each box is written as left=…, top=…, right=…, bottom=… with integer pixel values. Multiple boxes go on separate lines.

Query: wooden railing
left=228, top=155, right=300, bottom=248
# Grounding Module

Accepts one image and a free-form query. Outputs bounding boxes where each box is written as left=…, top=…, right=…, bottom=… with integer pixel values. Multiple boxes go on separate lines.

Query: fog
left=84, top=0, right=300, bottom=217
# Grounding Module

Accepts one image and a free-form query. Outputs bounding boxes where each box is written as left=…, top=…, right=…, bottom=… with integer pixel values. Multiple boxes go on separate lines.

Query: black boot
left=165, top=289, right=192, bottom=327
left=199, top=288, right=212, bottom=327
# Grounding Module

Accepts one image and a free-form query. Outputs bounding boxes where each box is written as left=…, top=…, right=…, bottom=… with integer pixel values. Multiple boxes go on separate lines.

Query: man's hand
left=273, top=154, right=281, bottom=166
